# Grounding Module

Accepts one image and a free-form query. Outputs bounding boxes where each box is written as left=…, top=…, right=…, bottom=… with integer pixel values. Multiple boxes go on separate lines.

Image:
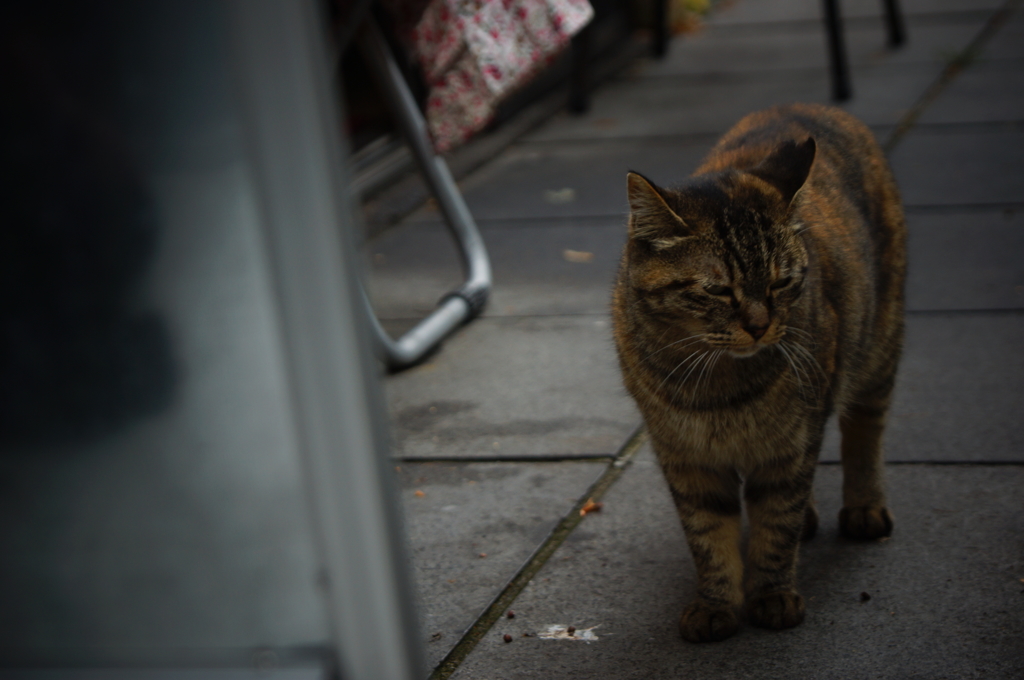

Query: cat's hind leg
left=802, top=488, right=819, bottom=541
left=744, top=454, right=817, bottom=630
left=662, top=462, right=743, bottom=643
left=838, top=398, right=895, bottom=539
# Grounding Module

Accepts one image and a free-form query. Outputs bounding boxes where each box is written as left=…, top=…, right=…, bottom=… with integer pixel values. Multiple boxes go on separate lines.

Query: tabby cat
left=611, top=103, right=906, bottom=642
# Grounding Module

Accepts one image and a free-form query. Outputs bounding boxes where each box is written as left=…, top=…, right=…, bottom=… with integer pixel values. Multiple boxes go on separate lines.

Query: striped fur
left=611, top=104, right=906, bottom=642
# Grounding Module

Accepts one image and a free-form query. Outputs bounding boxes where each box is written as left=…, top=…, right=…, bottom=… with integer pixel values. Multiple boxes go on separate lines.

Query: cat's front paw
left=747, top=591, right=805, bottom=630
left=679, top=601, right=739, bottom=643
left=839, top=506, right=894, bottom=539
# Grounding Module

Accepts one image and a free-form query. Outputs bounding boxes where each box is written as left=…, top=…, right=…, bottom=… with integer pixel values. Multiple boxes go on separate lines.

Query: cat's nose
left=744, top=324, right=768, bottom=341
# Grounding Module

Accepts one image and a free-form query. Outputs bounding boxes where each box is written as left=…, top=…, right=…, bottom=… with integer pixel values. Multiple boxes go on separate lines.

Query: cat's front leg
left=744, top=456, right=817, bottom=630
left=661, top=460, right=743, bottom=642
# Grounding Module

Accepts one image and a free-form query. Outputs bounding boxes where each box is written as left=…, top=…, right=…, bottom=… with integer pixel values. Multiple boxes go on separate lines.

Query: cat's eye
left=704, top=284, right=732, bottom=296
left=769, top=277, right=793, bottom=290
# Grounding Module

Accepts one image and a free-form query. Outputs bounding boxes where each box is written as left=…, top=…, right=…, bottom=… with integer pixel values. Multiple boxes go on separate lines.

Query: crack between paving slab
left=378, top=311, right=615, bottom=322
left=882, top=0, right=1024, bottom=154
left=515, top=120, right=1024, bottom=149
left=427, top=424, right=648, bottom=680
left=905, top=307, right=1024, bottom=316
left=819, top=460, right=1024, bottom=466
left=703, top=9, right=995, bottom=36
left=901, top=120, right=1024, bottom=135
left=622, top=62, right=964, bottom=86
left=396, top=453, right=616, bottom=463
left=904, top=200, right=1024, bottom=214
left=387, top=212, right=632, bottom=227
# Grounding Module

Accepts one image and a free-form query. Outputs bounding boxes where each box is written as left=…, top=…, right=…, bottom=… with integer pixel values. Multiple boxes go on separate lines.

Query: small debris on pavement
left=430, top=632, right=443, bottom=642
left=563, top=249, right=594, bottom=263
left=538, top=624, right=599, bottom=641
left=478, top=552, right=487, bottom=558
left=507, top=610, right=515, bottom=619
left=413, top=490, right=425, bottom=497
left=544, top=188, right=575, bottom=204
left=503, top=634, right=513, bottom=643
left=580, top=498, right=603, bottom=516
left=860, top=592, right=871, bottom=602
left=522, top=632, right=534, bottom=638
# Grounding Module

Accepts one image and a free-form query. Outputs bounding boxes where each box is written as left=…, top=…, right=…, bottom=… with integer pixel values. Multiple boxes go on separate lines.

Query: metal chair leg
left=822, top=0, right=852, bottom=101
left=882, top=0, right=907, bottom=47
left=652, top=0, right=669, bottom=59
left=569, top=25, right=591, bottom=114
left=356, top=19, right=492, bottom=370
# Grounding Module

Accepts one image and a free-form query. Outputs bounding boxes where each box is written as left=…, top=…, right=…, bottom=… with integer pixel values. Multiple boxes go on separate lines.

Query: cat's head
left=624, top=138, right=816, bottom=357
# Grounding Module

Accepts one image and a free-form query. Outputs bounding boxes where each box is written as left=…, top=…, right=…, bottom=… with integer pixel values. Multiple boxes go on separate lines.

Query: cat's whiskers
left=663, top=350, right=712, bottom=406
left=677, top=350, right=710, bottom=388
left=775, top=342, right=807, bottom=394
left=783, top=325, right=816, bottom=345
left=692, top=349, right=723, bottom=407
left=784, top=339, right=830, bottom=399
left=642, top=333, right=708, bottom=364
left=788, top=343, right=819, bottom=393
left=788, top=340, right=827, bottom=386
left=653, top=349, right=707, bottom=396
left=794, top=224, right=825, bottom=236
left=683, top=351, right=714, bottom=406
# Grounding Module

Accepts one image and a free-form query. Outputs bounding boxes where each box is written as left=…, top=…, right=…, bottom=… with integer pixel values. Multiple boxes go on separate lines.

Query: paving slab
left=818, top=311, right=1024, bottom=462
left=364, top=217, right=626, bottom=320
left=905, top=208, right=1024, bottom=311
left=365, top=206, right=1024, bottom=324
left=918, top=59, right=1024, bottom=124
left=706, top=0, right=1002, bottom=26
left=396, top=459, right=606, bottom=669
left=386, top=311, right=1022, bottom=466
left=452, top=449, right=1024, bottom=680
left=384, top=315, right=639, bottom=460
left=443, top=139, right=715, bottom=221
left=890, top=128, right=1024, bottom=206
left=376, top=255, right=1023, bottom=466
left=525, top=60, right=936, bottom=143
left=983, top=9, right=1024, bottom=60
left=639, top=20, right=984, bottom=78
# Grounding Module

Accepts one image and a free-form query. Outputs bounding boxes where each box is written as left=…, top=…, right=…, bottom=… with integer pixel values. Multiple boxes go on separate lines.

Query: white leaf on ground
left=538, top=624, right=600, bottom=641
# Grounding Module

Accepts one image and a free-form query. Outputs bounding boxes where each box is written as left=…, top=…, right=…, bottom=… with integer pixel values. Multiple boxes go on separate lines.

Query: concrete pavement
left=365, top=0, right=1024, bottom=676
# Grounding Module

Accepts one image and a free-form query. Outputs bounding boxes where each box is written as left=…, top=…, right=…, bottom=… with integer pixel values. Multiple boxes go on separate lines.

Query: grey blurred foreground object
left=0, top=1, right=422, bottom=679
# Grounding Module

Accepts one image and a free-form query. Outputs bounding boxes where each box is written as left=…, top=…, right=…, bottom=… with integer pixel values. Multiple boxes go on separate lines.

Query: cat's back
left=697, top=103, right=884, bottom=182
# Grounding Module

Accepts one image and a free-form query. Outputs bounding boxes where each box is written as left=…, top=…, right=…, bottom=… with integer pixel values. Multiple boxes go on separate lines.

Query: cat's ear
left=748, top=137, right=816, bottom=205
left=626, top=172, right=689, bottom=245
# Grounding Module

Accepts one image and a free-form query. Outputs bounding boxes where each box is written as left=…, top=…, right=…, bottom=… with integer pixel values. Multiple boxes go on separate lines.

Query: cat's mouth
left=728, top=344, right=762, bottom=357
left=727, top=339, right=778, bottom=357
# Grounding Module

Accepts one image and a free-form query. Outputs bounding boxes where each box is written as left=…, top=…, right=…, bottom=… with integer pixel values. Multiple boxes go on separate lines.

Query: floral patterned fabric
left=409, top=0, right=593, bottom=152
